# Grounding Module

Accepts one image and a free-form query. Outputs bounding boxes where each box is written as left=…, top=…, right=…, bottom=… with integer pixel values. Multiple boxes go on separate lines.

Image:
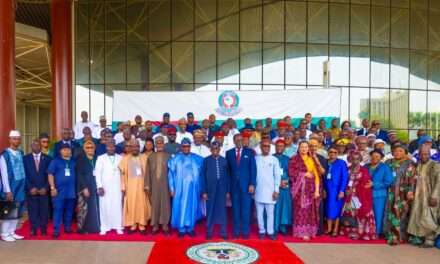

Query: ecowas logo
left=216, top=90, right=242, bottom=117
left=186, top=242, right=259, bottom=264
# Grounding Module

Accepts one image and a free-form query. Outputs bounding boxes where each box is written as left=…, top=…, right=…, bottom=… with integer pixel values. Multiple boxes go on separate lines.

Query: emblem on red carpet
left=186, top=242, right=259, bottom=264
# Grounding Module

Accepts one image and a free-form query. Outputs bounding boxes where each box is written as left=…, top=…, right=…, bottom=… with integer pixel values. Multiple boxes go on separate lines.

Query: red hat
left=277, top=120, right=288, bottom=128
left=241, top=130, right=252, bottom=138
left=167, top=126, right=177, bottom=134
left=275, top=139, right=286, bottom=145
left=214, top=131, right=225, bottom=138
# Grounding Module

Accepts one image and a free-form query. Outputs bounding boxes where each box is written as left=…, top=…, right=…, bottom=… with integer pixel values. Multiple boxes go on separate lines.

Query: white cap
left=374, top=139, right=385, bottom=145
left=9, top=130, right=21, bottom=138
left=99, top=115, right=106, bottom=121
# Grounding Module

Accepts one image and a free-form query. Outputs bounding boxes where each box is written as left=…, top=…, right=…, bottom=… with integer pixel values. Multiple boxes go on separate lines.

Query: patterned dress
left=340, top=166, right=376, bottom=240
left=384, top=159, right=417, bottom=245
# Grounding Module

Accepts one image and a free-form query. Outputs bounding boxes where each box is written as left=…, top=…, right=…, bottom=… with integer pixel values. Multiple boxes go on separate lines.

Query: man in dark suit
left=305, top=113, right=317, bottom=132
left=226, top=134, right=257, bottom=239
left=357, top=118, right=369, bottom=136
left=24, top=139, right=52, bottom=236
left=372, top=120, right=389, bottom=143
left=53, top=128, right=80, bottom=158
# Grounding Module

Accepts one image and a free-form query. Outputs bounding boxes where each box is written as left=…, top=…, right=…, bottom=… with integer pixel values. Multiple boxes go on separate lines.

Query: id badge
left=348, top=180, right=353, bottom=187
left=65, top=168, right=71, bottom=177
left=279, top=168, right=284, bottom=175
left=326, top=173, right=331, bottom=180
left=135, top=167, right=142, bottom=176
left=392, top=171, right=397, bottom=178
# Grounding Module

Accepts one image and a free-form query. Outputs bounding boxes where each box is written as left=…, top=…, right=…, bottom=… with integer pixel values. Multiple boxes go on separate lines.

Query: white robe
left=95, top=153, right=123, bottom=232
left=176, top=131, right=193, bottom=144
left=190, top=144, right=211, bottom=158
left=255, top=155, right=281, bottom=204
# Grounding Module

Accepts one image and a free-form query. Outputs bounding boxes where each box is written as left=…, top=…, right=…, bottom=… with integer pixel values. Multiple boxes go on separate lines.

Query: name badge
left=392, top=171, right=397, bottom=178
left=136, top=167, right=142, bottom=176
left=65, top=168, right=71, bottom=177
left=348, top=180, right=353, bottom=187
left=279, top=168, right=284, bottom=175
left=326, top=173, right=331, bottom=180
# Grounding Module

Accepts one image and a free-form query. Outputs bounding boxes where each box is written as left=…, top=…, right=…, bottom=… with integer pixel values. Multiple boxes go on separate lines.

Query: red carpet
left=16, top=220, right=385, bottom=244
left=147, top=239, right=304, bottom=264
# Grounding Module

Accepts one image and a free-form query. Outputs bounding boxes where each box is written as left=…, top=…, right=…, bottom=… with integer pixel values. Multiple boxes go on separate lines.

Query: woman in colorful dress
left=340, top=150, right=376, bottom=240
left=384, top=143, right=417, bottom=245
left=289, top=141, right=324, bottom=241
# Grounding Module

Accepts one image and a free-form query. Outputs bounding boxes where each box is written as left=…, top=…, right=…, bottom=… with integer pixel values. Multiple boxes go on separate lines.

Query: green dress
left=384, top=159, right=416, bottom=245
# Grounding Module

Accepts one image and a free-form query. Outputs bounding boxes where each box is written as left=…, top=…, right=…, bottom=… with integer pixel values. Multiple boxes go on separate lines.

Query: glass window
left=429, top=9, right=440, bottom=51
left=390, top=49, right=409, bottom=89
left=75, top=85, right=90, bottom=122
left=173, top=83, right=194, bottom=91
left=263, top=1, right=284, bottom=42
left=340, top=87, right=350, bottom=123
left=105, top=42, right=126, bottom=84
left=391, top=8, right=409, bottom=48
left=350, top=88, right=370, bottom=127
left=195, top=42, right=216, bottom=84
left=410, top=9, right=428, bottom=50
left=104, top=84, right=126, bottom=123
left=371, top=47, right=390, bottom=88
left=308, top=3, right=328, bottom=44
left=240, top=84, right=262, bottom=91
left=75, top=3, right=89, bottom=43
left=105, top=2, right=126, bottom=42
left=409, top=90, right=426, bottom=129
left=172, top=0, right=193, bottom=41
left=352, top=0, right=370, bottom=4
left=427, top=91, right=440, bottom=131
left=90, top=3, right=105, bottom=42
left=350, top=46, right=370, bottom=87
left=195, top=84, right=216, bottom=91
left=263, top=43, right=284, bottom=85
left=372, top=0, right=390, bottom=6
left=428, top=51, right=440, bottom=90
left=127, top=42, right=148, bottom=84
left=329, top=45, right=349, bottom=86
left=329, top=4, right=349, bottom=45
left=410, top=51, right=427, bottom=90
left=90, top=42, right=104, bottom=84
left=391, top=0, right=409, bottom=8
left=351, top=5, right=370, bottom=46
left=370, top=88, right=390, bottom=128
left=195, top=0, right=217, bottom=41
left=127, top=1, right=148, bottom=41
left=149, top=0, right=171, bottom=41
left=90, top=85, right=104, bottom=123
left=218, top=42, right=239, bottom=84
left=390, top=89, right=408, bottom=129
left=172, top=42, right=193, bottom=83
left=149, top=42, right=171, bottom=83
left=412, top=0, right=428, bottom=10
left=75, top=43, right=89, bottom=84
left=307, top=44, right=328, bottom=86
left=371, top=6, right=390, bottom=47
left=240, top=1, right=262, bottom=41
left=218, top=0, right=239, bottom=41
left=286, top=1, right=306, bottom=43
left=240, top=42, right=262, bottom=84
left=286, top=44, right=306, bottom=85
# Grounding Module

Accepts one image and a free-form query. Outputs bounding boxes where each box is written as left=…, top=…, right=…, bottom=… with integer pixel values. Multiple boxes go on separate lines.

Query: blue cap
left=418, top=136, right=433, bottom=146
left=181, top=138, right=191, bottom=146
left=187, top=112, right=194, bottom=117
left=211, top=141, right=221, bottom=148
left=60, top=143, right=71, bottom=150
left=163, top=112, right=170, bottom=117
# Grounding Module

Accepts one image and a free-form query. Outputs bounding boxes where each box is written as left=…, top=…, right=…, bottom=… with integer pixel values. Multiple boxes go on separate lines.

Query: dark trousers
left=231, top=189, right=252, bottom=237
left=27, top=195, right=49, bottom=232
left=52, top=198, right=75, bottom=234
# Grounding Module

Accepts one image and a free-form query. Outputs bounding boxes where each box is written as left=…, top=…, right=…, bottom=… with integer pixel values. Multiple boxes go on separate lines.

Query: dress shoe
left=220, top=234, right=228, bottom=240
left=139, top=230, right=147, bottom=235
left=52, top=232, right=60, bottom=239
left=178, top=232, right=185, bottom=238
left=242, top=234, right=249, bottom=239
left=1, top=235, right=16, bottom=242
left=188, top=231, right=196, bottom=237
left=116, top=230, right=124, bottom=235
left=269, top=234, right=276, bottom=240
left=258, top=233, right=265, bottom=240
left=206, top=234, right=212, bottom=240
left=41, top=229, right=47, bottom=236
left=30, top=229, right=37, bottom=236
left=64, top=229, right=73, bottom=234
left=11, top=233, right=24, bottom=240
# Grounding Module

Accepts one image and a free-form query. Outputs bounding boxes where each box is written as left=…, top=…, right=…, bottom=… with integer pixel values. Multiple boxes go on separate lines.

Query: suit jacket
left=357, top=128, right=368, bottom=136
left=226, top=147, right=257, bottom=193
left=376, top=129, right=389, bottom=143
left=23, top=153, right=52, bottom=193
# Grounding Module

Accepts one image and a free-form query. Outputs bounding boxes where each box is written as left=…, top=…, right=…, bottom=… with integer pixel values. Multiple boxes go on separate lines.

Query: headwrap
left=214, top=131, right=225, bottom=138
left=181, top=138, right=191, bottom=146
left=418, top=135, right=433, bottom=147
left=275, top=139, right=286, bottom=145
left=241, top=130, right=252, bottom=138
left=167, top=126, right=177, bottom=134
left=277, top=120, right=288, bottom=128
left=335, top=138, right=350, bottom=146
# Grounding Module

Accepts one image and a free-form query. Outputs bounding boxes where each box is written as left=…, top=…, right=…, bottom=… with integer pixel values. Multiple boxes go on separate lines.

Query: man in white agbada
left=255, top=139, right=281, bottom=240
left=191, top=129, right=210, bottom=158
left=94, top=140, right=123, bottom=235
left=74, top=111, right=98, bottom=139
left=176, top=118, right=194, bottom=144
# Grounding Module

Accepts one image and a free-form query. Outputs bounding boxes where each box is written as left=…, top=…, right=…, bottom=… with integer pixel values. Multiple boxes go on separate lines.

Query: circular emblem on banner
left=216, top=90, right=241, bottom=116
left=186, top=242, right=259, bottom=264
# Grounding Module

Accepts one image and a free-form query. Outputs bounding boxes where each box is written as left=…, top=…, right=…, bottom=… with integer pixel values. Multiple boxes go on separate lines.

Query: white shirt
left=254, top=144, right=276, bottom=156
left=191, top=144, right=211, bottom=158
left=176, top=131, right=193, bottom=144
left=114, top=132, right=124, bottom=145
left=74, top=121, right=99, bottom=139
left=255, top=155, right=281, bottom=204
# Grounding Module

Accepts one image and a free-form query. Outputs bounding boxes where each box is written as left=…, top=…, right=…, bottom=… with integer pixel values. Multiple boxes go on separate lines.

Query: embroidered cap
left=9, top=130, right=21, bottom=138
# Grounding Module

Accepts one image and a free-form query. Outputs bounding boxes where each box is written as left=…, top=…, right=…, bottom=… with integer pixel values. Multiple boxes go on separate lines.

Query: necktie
left=236, top=148, right=241, bottom=165
left=34, top=155, right=40, bottom=172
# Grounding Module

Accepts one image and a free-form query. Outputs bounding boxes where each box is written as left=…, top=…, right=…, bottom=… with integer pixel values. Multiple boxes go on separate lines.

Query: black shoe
left=30, top=229, right=37, bottom=236
left=232, top=233, right=240, bottom=239
left=52, top=232, right=60, bottom=239
left=188, top=231, right=196, bottom=237
left=206, top=234, right=212, bottom=240
left=151, top=228, right=159, bottom=235
left=258, top=233, right=265, bottom=240
left=242, top=234, right=249, bottom=239
left=221, top=234, right=228, bottom=240
left=139, top=230, right=147, bottom=235
left=41, top=228, right=47, bottom=236
left=178, top=232, right=185, bottom=238
left=64, top=229, right=72, bottom=234
left=269, top=234, right=276, bottom=240
left=163, top=229, right=170, bottom=236
left=127, top=229, right=136, bottom=235
left=77, top=229, right=86, bottom=235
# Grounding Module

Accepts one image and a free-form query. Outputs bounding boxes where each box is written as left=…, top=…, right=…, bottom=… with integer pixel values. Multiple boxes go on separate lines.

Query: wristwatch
left=50, top=186, right=55, bottom=190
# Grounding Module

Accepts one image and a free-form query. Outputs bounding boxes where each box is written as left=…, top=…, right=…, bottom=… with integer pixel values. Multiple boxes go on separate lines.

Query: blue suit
left=226, top=147, right=256, bottom=237
left=365, top=162, right=393, bottom=235
left=376, top=130, right=389, bottom=143
left=23, top=153, right=52, bottom=232
left=324, top=159, right=349, bottom=220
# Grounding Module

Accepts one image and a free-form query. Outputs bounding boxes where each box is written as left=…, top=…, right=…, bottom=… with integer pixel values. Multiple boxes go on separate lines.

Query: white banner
left=113, top=89, right=341, bottom=122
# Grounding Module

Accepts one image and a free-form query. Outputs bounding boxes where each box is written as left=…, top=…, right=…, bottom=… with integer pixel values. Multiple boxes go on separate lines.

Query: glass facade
left=74, top=0, right=440, bottom=140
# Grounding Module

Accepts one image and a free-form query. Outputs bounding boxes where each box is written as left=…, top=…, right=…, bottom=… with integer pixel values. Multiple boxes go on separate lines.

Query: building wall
left=16, top=103, right=51, bottom=152
left=74, top=0, right=440, bottom=140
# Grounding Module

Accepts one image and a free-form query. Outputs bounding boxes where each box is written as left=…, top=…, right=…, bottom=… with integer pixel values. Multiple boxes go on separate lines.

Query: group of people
left=0, top=111, right=439, bottom=248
